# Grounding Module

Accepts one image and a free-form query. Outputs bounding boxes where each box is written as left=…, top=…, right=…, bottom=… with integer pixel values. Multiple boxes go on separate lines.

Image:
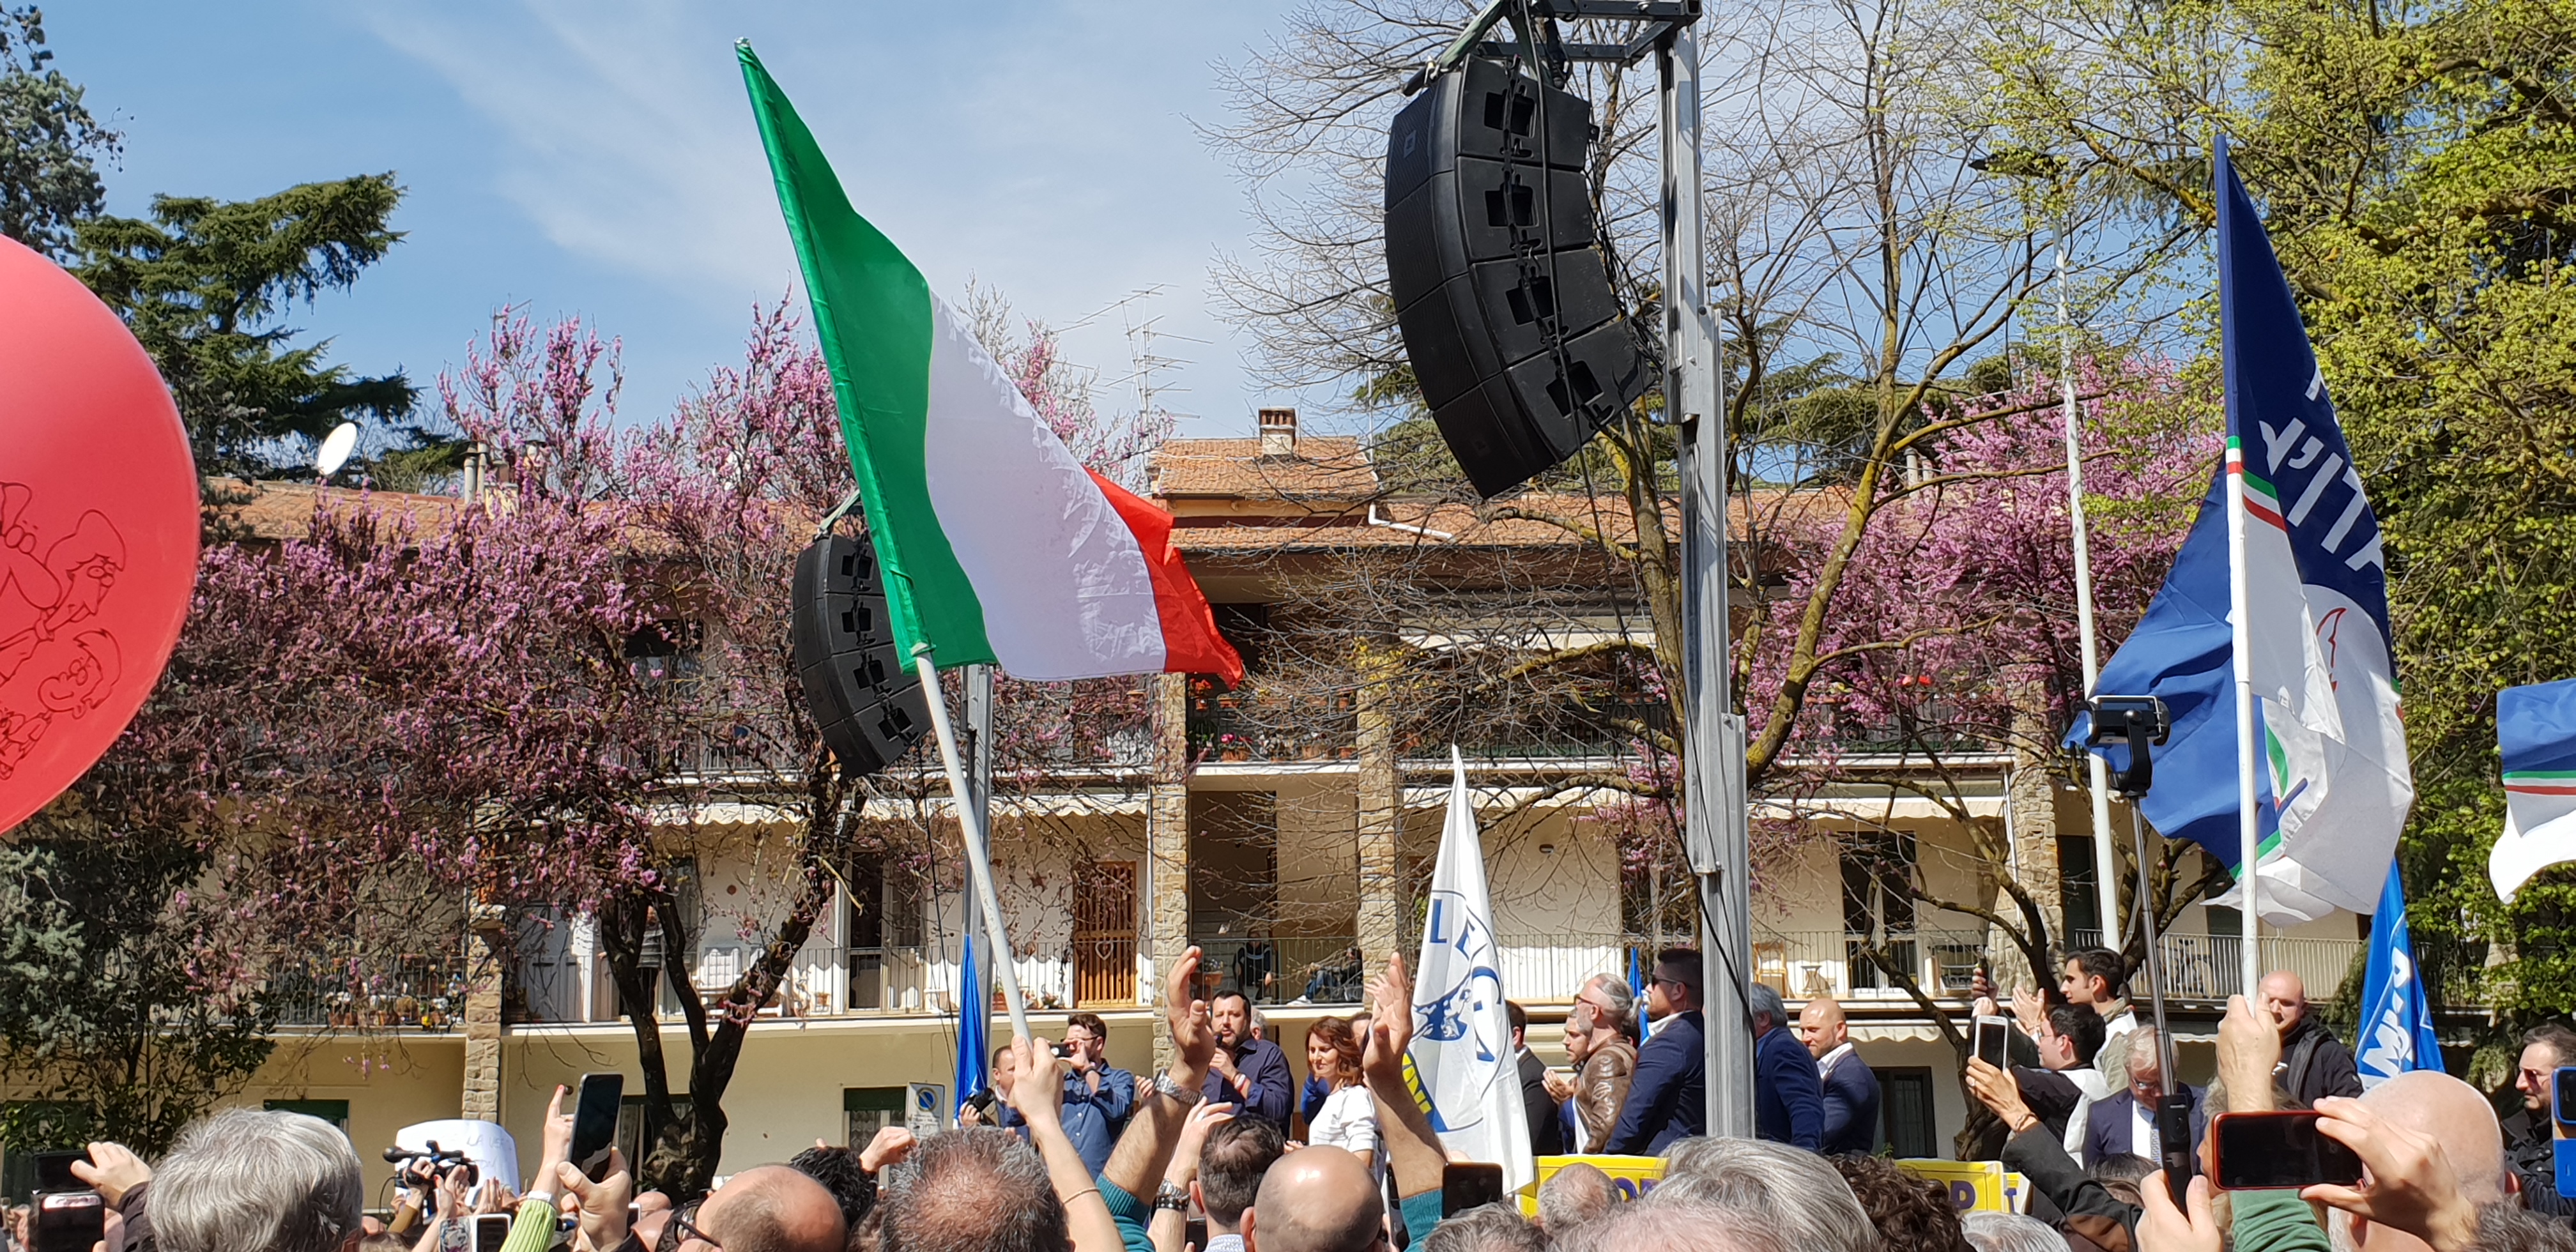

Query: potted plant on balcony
left=1216, top=732, right=1252, bottom=763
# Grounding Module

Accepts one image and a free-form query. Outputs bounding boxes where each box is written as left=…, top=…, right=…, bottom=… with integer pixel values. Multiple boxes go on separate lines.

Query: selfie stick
left=2087, top=696, right=2192, bottom=1206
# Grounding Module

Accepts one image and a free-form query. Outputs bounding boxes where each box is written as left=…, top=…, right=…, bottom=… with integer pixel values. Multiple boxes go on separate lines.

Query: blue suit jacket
left=1204, top=1037, right=1294, bottom=1126
left=1754, top=1024, right=1825, bottom=1152
left=1818, top=1050, right=1880, bottom=1156
left=2083, top=1085, right=2207, bottom=1168
left=1606, top=1010, right=1706, bottom=1154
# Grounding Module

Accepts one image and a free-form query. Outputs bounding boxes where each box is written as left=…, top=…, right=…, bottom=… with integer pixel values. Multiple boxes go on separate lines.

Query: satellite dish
left=315, top=422, right=360, bottom=479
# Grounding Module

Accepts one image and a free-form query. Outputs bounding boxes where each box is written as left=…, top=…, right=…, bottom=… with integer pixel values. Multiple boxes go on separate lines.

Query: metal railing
left=268, top=952, right=470, bottom=1030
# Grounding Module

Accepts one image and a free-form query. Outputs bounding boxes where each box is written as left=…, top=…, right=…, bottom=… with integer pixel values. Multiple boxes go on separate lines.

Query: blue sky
left=56, top=1, right=1327, bottom=440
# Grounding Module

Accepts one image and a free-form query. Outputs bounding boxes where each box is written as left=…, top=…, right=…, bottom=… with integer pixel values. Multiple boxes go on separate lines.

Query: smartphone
left=2555, top=1066, right=2576, bottom=1127
left=571, top=1071, right=625, bottom=1181
left=2157, top=1094, right=2198, bottom=1205
left=2212, top=1111, right=2365, bottom=1190
left=32, top=1150, right=86, bottom=1193
left=1442, top=1162, right=1507, bottom=1217
left=1973, top=1015, right=2011, bottom=1069
left=29, top=1191, right=106, bottom=1252
left=473, top=1213, right=513, bottom=1252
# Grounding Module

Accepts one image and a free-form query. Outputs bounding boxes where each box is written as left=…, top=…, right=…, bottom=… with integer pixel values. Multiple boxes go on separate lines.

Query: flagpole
left=2057, top=240, right=2122, bottom=951
left=916, top=651, right=1034, bottom=1043
left=2224, top=439, right=2262, bottom=998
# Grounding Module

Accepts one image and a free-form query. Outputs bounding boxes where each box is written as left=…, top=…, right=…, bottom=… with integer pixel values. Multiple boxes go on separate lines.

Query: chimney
left=1258, top=407, right=1298, bottom=457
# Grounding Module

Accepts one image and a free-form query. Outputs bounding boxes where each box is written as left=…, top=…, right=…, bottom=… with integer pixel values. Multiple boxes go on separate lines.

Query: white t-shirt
left=1309, top=1083, right=1383, bottom=1163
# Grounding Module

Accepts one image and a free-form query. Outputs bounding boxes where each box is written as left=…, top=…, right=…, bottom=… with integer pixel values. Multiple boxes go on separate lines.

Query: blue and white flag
left=956, top=931, right=988, bottom=1122
left=1413, top=748, right=1533, bottom=1191
left=2490, top=678, right=2576, bottom=901
left=2074, top=138, right=2413, bottom=923
left=2354, top=862, right=2444, bottom=1088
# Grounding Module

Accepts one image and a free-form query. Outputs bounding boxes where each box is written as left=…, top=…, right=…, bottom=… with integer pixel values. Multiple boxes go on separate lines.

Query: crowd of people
left=20, top=943, right=2576, bottom=1252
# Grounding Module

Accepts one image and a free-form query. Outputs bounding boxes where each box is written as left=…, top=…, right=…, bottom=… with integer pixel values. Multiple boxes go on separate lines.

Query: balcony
left=1756, top=928, right=2380, bottom=1007
left=267, top=950, right=470, bottom=1031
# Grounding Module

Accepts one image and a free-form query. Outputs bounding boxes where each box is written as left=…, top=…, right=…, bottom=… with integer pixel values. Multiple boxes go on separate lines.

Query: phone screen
left=473, top=1213, right=514, bottom=1252
left=1974, top=1016, right=2010, bottom=1069
left=32, top=1150, right=85, bottom=1193
left=2555, top=1067, right=2576, bottom=1127
left=2212, top=1112, right=2364, bottom=1190
left=31, top=1191, right=105, bottom=1252
left=572, top=1072, right=626, bottom=1181
left=1441, top=1163, right=1506, bottom=1217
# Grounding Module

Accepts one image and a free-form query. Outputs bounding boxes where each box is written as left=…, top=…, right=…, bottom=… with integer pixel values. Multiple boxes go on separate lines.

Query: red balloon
left=0, top=234, right=198, bottom=834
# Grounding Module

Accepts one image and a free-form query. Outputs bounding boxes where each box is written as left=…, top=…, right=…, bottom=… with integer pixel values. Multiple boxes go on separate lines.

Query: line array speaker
left=790, top=534, right=930, bottom=777
left=1386, top=57, right=1650, bottom=499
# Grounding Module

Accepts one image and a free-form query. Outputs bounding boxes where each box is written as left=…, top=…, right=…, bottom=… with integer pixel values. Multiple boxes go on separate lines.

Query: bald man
left=2260, top=970, right=2362, bottom=1105
left=1239, top=1145, right=1389, bottom=1252
left=1798, top=997, right=1880, bottom=1156
left=693, top=1166, right=848, bottom=1252
left=2319, top=1072, right=2513, bottom=1252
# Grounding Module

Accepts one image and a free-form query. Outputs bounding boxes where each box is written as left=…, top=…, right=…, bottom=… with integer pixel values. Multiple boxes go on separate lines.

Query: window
left=264, top=1099, right=353, bottom=1136
left=1880, top=1067, right=1936, bottom=1159
left=1842, top=832, right=1918, bottom=990
left=2058, top=835, right=2101, bottom=946
left=617, top=1095, right=693, bottom=1170
left=845, top=1087, right=905, bottom=1146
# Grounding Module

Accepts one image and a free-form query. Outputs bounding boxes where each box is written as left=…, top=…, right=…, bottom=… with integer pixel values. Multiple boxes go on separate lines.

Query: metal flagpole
left=1664, top=18, right=1752, bottom=1140
left=2224, top=439, right=2262, bottom=998
left=916, top=652, right=1034, bottom=1043
left=962, top=664, right=995, bottom=1035
left=2055, top=243, right=2123, bottom=950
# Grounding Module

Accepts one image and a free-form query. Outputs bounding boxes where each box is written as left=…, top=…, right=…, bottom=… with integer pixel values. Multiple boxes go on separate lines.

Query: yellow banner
left=1894, top=1159, right=2032, bottom=1214
left=1513, top=1155, right=1667, bottom=1215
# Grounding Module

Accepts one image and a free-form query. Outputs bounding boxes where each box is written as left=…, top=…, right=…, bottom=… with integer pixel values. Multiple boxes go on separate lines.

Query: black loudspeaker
left=790, top=535, right=930, bottom=777
left=1386, top=58, right=1649, bottom=499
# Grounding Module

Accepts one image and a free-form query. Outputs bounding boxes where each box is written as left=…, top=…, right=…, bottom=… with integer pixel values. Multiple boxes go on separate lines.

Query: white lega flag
left=1411, top=748, right=1534, bottom=1193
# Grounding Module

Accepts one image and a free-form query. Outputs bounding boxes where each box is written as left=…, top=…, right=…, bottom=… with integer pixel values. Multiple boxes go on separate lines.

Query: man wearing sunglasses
left=1542, top=974, right=1638, bottom=1153
left=1603, top=949, right=1709, bottom=1154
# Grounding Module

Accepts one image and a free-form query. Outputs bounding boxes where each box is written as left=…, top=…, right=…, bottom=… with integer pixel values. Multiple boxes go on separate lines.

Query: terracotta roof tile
left=1149, top=438, right=1377, bottom=501
left=211, top=480, right=465, bottom=542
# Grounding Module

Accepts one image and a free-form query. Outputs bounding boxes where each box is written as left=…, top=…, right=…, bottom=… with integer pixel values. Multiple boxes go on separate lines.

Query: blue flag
left=2072, top=137, right=2412, bottom=923
left=955, top=931, right=987, bottom=1120
left=2490, top=678, right=2576, bottom=901
left=2354, top=862, right=2444, bottom=1087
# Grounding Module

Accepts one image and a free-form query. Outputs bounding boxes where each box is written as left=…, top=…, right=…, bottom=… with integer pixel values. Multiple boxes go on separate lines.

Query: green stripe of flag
left=739, top=41, right=995, bottom=666
left=2506, top=770, right=2576, bottom=781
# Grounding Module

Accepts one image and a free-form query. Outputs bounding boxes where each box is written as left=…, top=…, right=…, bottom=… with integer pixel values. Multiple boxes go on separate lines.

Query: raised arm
left=1358, top=954, right=1446, bottom=1202
left=1099, top=946, right=1220, bottom=1250
left=1006, top=1036, right=1123, bottom=1252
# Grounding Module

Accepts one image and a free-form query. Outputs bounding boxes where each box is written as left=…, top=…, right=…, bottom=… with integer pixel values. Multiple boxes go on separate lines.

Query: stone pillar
left=1993, top=694, right=2066, bottom=992
left=459, top=901, right=509, bottom=1122
left=1354, top=645, right=1404, bottom=975
left=1147, top=673, right=1192, bottom=1071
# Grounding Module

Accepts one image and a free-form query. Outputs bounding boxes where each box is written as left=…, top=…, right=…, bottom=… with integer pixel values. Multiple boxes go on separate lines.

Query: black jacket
left=2002, top=1123, right=2138, bottom=1250
left=2278, top=1016, right=2363, bottom=1106
left=1519, top=1048, right=1567, bottom=1156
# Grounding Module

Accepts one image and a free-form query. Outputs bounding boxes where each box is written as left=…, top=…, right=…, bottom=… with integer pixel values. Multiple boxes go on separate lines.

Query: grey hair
left=879, top=1127, right=1066, bottom=1252
left=1554, top=1196, right=1770, bottom=1252
left=1747, top=983, right=1786, bottom=1028
left=1586, top=975, right=1637, bottom=1035
left=154, top=1108, right=364, bottom=1252
left=1655, top=1137, right=1873, bottom=1252
left=1537, top=1162, right=1618, bottom=1233
left=1960, top=1211, right=2067, bottom=1252
left=1419, top=1204, right=1550, bottom=1252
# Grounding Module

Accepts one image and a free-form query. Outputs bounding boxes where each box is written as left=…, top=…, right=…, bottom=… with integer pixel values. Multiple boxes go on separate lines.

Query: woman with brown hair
left=1303, top=1014, right=1381, bottom=1171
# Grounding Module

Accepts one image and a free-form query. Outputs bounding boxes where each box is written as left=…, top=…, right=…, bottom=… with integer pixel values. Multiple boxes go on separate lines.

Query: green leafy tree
left=0, top=827, right=276, bottom=1156
left=0, top=5, right=118, bottom=259
left=73, top=176, right=420, bottom=475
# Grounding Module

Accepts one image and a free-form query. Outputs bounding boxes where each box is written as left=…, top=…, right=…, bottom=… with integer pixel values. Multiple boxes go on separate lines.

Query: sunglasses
left=658, top=1198, right=721, bottom=1252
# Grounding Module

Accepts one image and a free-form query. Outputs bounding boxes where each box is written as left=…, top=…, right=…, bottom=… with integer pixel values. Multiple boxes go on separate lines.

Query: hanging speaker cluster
left=790, top=534, right=930, bottom=777
left=1385, top=57, right=1649, bottom=499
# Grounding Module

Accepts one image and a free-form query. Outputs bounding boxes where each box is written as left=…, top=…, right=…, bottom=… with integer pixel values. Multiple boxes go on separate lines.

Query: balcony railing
left=268, top=952, right=470, bottom=1030
left=1760, top=928, right=2382, bottom=1005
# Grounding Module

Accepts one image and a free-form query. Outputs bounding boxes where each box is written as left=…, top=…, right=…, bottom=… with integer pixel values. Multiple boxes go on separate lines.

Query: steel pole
left=2055, top=244, right=2122, bottom=951
left=1664, top=22, right=1751, bottom=1140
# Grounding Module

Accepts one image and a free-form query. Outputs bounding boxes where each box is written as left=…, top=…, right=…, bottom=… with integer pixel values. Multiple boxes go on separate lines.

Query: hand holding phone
left=1973, top=1015, right=2011, bottom=1070
left=571, top=1072, right=625, bottom=1182
left=2211, top=1111, right=2365, bottom=1190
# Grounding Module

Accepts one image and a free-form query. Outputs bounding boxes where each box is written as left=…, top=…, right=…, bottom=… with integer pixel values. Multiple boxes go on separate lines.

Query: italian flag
left=740, top=43, right=1241, bottom=684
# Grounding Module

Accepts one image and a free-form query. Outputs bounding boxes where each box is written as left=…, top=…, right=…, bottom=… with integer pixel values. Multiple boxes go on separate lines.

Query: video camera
left=384, top=1140, right=479, bottom=1191
left=30, top=1150, right=104, bottom=1252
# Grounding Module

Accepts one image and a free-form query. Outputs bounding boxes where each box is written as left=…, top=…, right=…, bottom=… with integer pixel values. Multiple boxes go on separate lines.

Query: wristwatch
left=1153, top=1072, right=1203, bottom=1107
left=1153, top=1182, right=1191, bottom=1212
